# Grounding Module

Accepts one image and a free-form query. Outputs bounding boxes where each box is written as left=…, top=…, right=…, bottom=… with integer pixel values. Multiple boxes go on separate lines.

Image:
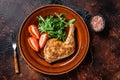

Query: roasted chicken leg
left=44, top=24, right=75, bottom=63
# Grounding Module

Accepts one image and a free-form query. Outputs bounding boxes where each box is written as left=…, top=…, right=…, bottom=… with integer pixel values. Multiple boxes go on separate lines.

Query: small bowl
left=90, top=14, right=105, bottom=32
left=18, top=4, right=90, bottom=75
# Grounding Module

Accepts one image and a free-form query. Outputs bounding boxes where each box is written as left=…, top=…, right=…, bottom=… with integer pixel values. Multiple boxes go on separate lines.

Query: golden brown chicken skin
left=44, top=24, right=75, bottom=63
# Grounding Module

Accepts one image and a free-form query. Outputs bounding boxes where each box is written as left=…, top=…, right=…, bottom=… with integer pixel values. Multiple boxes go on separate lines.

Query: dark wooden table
left=0, top=0, right=120, bottom=80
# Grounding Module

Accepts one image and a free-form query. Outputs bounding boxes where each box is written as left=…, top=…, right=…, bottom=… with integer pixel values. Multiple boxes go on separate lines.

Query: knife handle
left=14, top=52, right=19, bottom=73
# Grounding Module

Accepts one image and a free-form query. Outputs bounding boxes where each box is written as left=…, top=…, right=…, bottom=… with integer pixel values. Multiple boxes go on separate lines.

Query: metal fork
left=11, top=32, right=19, bottom=74
left=12, top=42, right=19, bottom=73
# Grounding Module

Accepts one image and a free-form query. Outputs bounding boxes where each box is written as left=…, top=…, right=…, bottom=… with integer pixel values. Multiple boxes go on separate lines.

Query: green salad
left=37, top=13, right=75, bottom=41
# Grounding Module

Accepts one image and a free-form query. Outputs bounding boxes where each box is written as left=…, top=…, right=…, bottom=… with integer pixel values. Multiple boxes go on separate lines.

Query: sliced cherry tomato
left=39, top=33, right=49, bottom=49
left=27, top=37, right=39, bottom=52
left=28, top=24, right=40, bottom=39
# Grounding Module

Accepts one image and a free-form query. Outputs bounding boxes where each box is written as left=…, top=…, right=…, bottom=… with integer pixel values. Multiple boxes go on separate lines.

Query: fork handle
left=14, top=52, right=19, bottom=73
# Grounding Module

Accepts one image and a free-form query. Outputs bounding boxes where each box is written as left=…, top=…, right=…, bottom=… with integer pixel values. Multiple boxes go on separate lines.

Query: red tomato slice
left=27, top=37, right=39, bottom=52
left=28, top=24, right=40, bottom=39
left=39, top=33, right=49, bottom=49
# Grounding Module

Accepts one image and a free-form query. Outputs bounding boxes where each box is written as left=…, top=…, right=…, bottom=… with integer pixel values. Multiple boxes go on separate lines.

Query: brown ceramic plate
left=18, top=4, right=89, bottom=75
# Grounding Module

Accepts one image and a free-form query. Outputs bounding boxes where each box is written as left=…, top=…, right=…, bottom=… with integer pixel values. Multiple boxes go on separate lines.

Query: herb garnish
left=37, top=13, right=75, bottom=41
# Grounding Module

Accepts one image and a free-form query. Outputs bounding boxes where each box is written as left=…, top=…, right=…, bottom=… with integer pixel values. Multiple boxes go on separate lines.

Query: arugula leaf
left=37, top=13, right=75, bottom=41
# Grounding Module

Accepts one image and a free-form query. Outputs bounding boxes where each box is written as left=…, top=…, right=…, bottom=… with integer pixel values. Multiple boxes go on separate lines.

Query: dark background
left=0, top=0, right=120, bottom=80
